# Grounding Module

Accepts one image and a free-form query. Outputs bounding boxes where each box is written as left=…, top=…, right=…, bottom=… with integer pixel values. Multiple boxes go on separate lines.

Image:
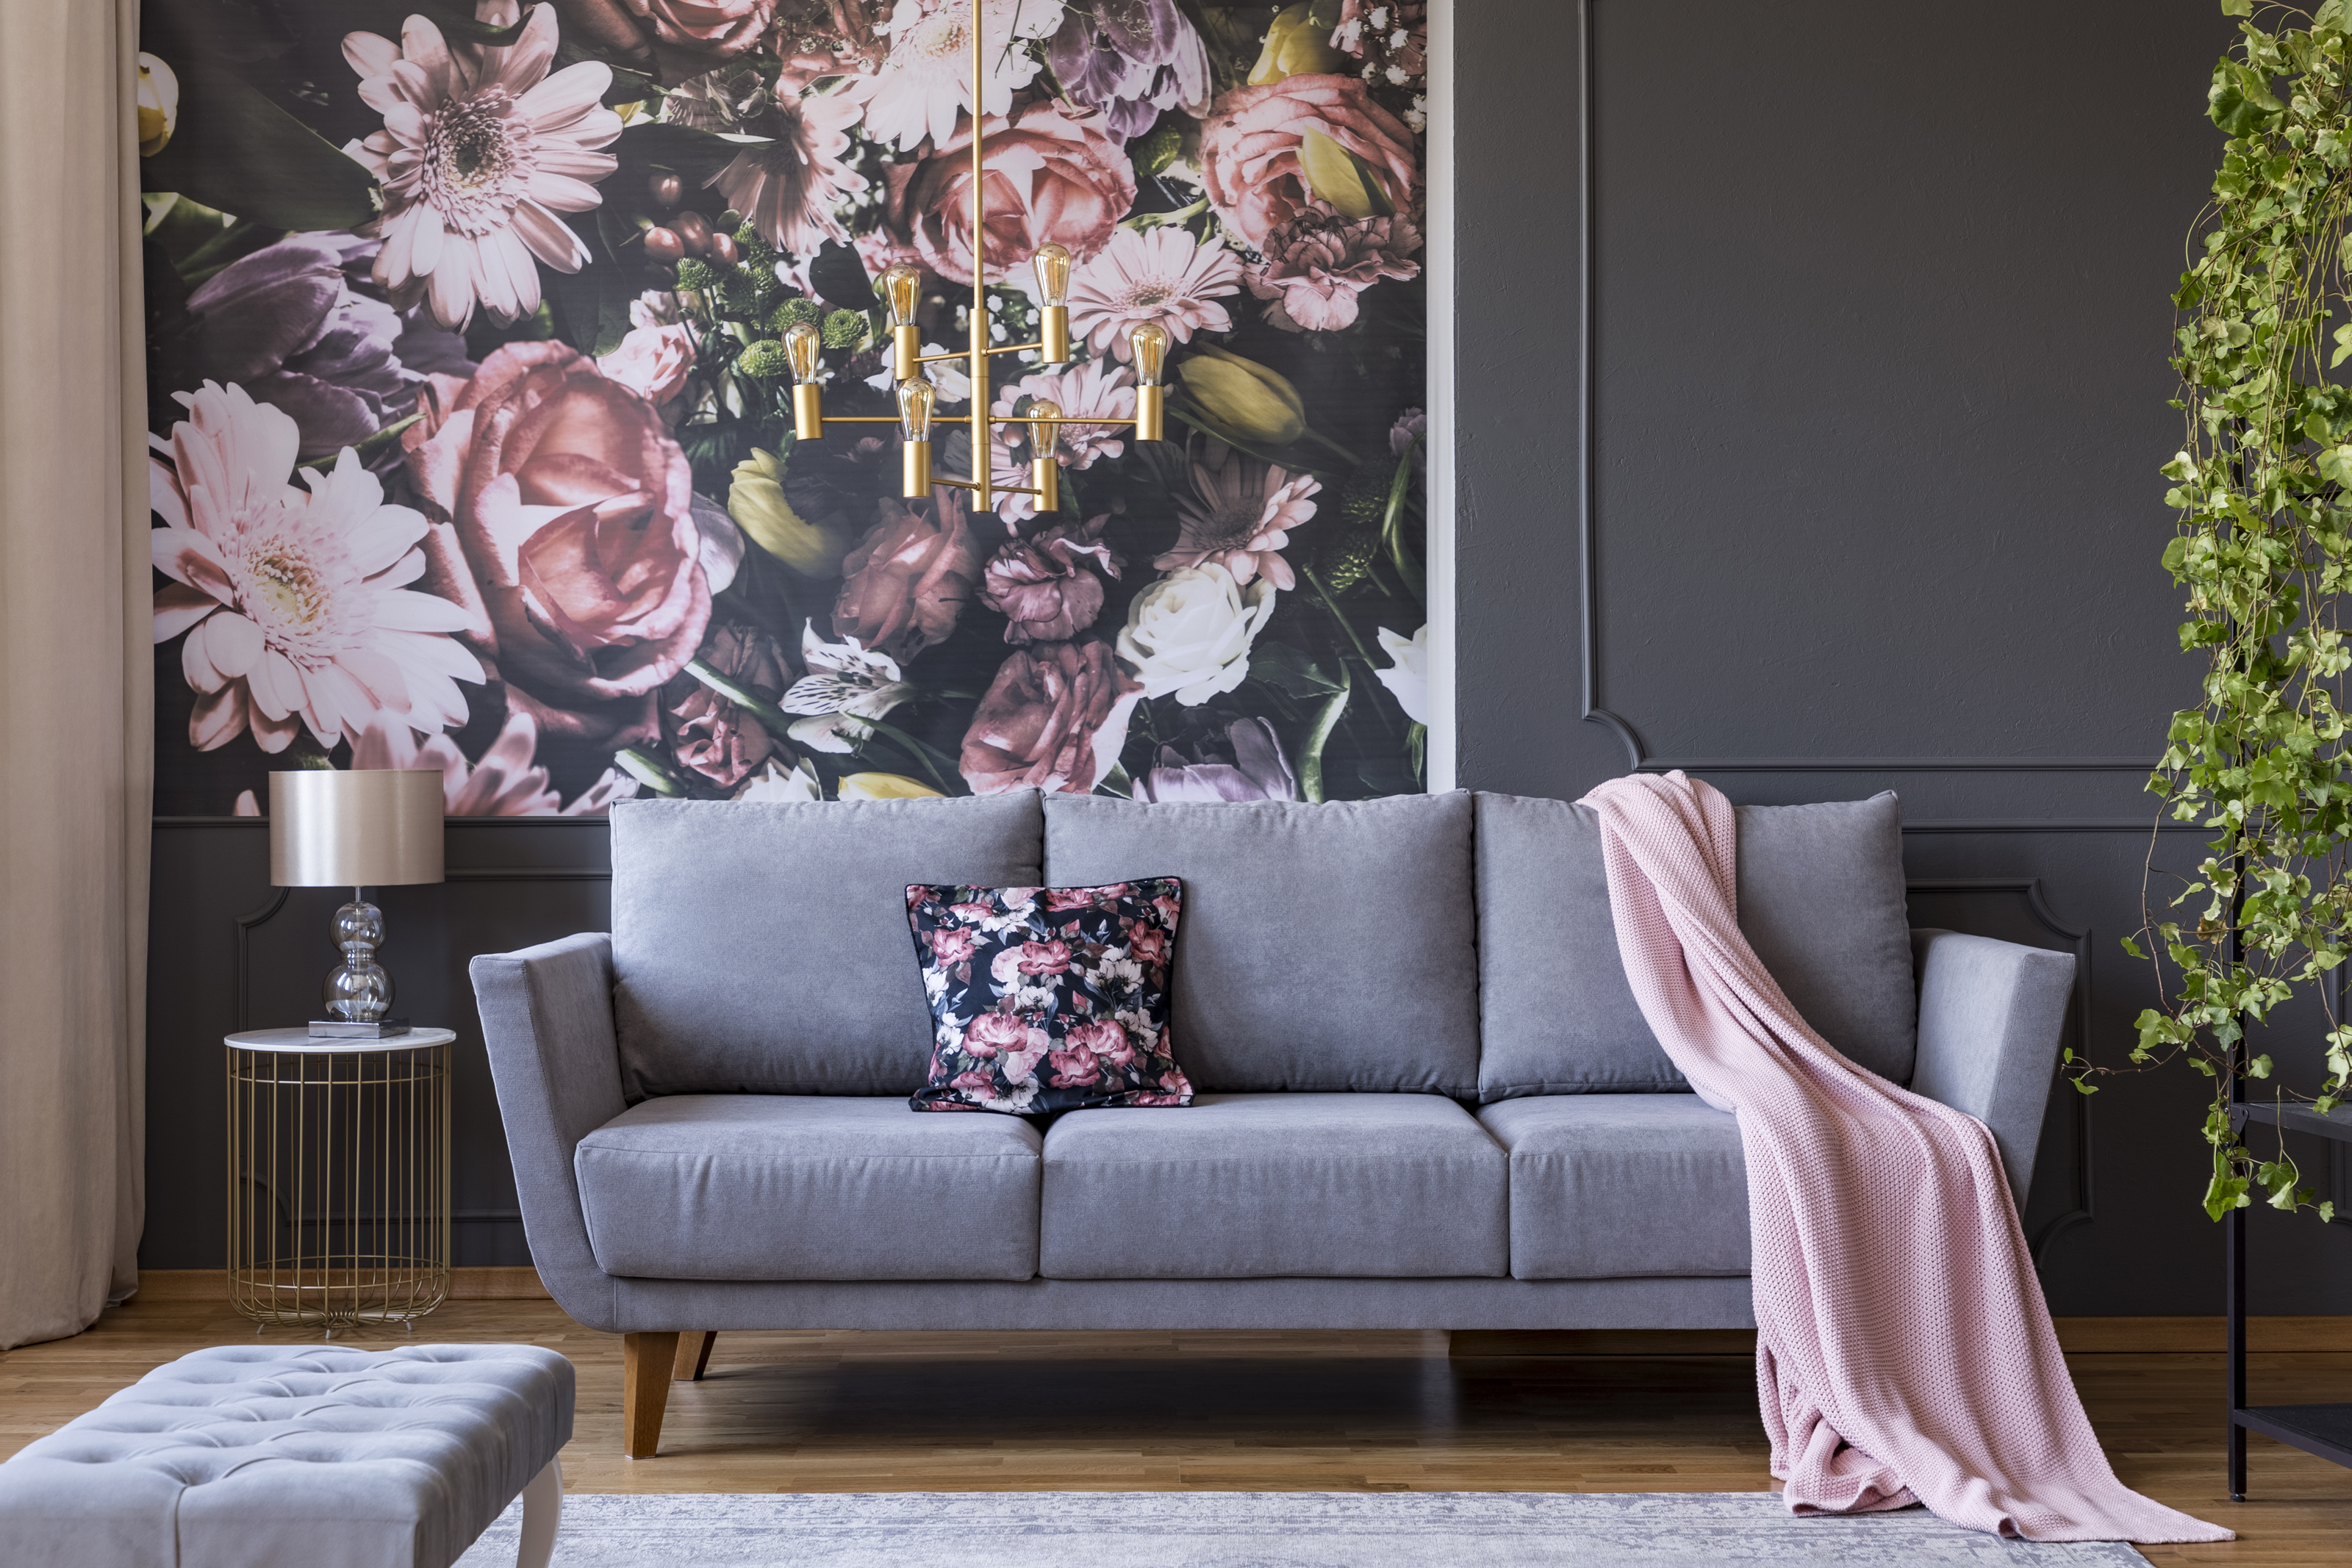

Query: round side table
left=223, top=1027, right=456, bottom=1334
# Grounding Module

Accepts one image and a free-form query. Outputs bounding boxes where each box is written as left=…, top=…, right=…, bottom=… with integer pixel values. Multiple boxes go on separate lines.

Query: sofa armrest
left=1906, top=927, right=2075, bottom=1209
left=471, top=932, right=626, bottom=1329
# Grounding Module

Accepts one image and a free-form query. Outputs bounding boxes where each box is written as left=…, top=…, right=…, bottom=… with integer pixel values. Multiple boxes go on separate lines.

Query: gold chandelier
left=775, top=9, right=1167, bottom=513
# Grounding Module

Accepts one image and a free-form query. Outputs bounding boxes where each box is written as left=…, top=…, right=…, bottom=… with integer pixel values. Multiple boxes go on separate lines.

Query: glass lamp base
left=324, top=893, right=395, bottom=1023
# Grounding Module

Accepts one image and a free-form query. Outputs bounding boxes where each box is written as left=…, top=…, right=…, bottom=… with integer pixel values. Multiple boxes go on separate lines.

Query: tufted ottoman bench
left=0, top=1342, right=571, bottom=1568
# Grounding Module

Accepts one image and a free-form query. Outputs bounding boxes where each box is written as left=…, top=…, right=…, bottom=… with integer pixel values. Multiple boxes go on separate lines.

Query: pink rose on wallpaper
left=1197, top=75, right=1418, bottom=252
left=1046, top=1042, right=1102, bottom=1087
left=598, top=322, right=697, bottom=414
left=404, top=341, right=727, bottom=750
left=960, top=639, right=1143, bottom=796
left=1017, top=939, right=1074, bottom=977
left=623, top=0, right=774, bottom=54
left=831, top=489, right=986, bottom=663
left=982, top=514, right=1122, bottom=644
left=880, top=104, right=1136, bottom=285
left=1250, top=210, right=1421, bottom=333
left=928, top=926, right=979, bottom=965
left=661, top=620, right=786, bottom=787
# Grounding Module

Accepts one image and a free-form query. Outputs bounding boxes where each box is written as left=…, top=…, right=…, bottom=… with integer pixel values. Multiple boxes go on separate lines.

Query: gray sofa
left=471, top=789, right=2074, bottom=1457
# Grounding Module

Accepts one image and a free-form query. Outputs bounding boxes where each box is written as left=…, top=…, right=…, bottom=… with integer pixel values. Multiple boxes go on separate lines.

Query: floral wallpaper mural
left=138, top=0, right=1430, bottom=816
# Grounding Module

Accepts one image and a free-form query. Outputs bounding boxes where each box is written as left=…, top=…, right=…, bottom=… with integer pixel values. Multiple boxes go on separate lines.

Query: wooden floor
left=4, top=1293, right=2348, bottom=1565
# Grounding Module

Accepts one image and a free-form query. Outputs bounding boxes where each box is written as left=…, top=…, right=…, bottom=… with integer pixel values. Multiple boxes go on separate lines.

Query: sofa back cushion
left=1042, top=792, right=1480, bottom=1094
left=1474, top=790, right=1915, bottom=1098
left=609, top=793, right=1044, bottom=1098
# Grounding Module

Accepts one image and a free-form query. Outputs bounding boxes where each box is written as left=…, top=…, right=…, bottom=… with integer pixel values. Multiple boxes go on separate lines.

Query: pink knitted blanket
left=1580, top=772, right=2228, bottom=1543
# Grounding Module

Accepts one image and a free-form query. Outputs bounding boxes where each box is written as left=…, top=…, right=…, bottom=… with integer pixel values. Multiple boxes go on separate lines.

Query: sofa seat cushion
left=1041, top=794, right=1480, bottom=1093
left=1041, top=1093, right=1507, bottom=1279
left=576, top=1096, right=1041, bottom=1281
left=1478, top=1095, right=1749, bottom=1280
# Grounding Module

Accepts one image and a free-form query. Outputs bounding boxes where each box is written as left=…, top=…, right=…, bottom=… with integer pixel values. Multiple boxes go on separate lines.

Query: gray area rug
left=452, top=1491, right=2153, bottom=1566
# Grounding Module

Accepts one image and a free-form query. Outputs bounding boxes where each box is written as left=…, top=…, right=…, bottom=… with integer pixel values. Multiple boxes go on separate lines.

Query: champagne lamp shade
left=268, top=769, right=445, bottom=888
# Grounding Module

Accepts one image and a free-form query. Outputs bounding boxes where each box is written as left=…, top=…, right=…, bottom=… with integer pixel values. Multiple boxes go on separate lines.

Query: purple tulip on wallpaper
left=1138, top=718, right=1299, bottom=804
left=1050, top=0, right=1211, bottom=139
left=181, top=237, right=423, bottom=458
left=140, top=0, right=1428, bottom=816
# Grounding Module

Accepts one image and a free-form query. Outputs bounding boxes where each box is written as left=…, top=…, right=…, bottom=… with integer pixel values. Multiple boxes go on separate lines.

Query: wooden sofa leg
left=674, top=1331, right=717, bottom=1382
left=623, top=1332, right=679, bottom=1459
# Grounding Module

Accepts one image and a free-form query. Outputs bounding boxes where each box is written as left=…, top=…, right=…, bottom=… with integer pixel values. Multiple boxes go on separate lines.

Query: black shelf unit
left=2227, top=1098, right=2352, bottom=1497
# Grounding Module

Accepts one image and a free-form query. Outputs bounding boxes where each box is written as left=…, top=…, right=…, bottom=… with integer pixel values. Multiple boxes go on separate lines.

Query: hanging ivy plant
left=2090, top=0, right=2352, bottom=1221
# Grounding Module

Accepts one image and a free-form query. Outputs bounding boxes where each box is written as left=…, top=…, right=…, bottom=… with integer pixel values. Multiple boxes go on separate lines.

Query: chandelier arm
left=929, top=475, right=1043, bottom=498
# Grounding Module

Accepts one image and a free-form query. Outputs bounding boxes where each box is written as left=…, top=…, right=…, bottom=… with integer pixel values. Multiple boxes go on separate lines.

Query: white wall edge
left=1423, top=0, right=1458, bottom=794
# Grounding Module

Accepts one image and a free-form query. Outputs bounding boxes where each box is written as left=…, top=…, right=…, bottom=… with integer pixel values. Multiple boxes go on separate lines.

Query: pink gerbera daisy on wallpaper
left=1157, top=439, right=1319, bottom=590
left=150, top=382, right=485, bottom=754
left=341, top=1, right=623, bottom=330
left=1063, top=228, right=1242, bottom=362
left=709, top=87, right=868, bottom=256
left=987, top=359, right=1138, bottom=523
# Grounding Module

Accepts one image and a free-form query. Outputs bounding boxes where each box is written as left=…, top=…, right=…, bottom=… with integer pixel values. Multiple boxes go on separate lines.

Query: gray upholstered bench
left=0, top=1342, right=571, bottom=1568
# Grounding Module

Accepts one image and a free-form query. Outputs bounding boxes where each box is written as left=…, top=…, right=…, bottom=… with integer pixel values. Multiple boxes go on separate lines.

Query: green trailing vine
left=2088, top=0, right=2352, bottom=1222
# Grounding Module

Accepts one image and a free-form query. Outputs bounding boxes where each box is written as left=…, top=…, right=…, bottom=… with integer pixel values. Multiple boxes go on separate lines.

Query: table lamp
left=268, top=769, right=444, bottom=1038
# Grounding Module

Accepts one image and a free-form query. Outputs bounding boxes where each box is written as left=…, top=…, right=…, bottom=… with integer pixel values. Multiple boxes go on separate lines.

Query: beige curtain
left=0, top=0, right=151, bottom=1350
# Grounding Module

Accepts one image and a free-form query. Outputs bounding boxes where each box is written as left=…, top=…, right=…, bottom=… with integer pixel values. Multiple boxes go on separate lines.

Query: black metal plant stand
left=2227, top=1096, right=2352, bottom=1497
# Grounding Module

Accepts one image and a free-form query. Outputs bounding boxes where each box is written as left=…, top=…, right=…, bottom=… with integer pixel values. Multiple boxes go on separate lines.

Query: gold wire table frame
left=224, top=1027, right=455, bottom=1334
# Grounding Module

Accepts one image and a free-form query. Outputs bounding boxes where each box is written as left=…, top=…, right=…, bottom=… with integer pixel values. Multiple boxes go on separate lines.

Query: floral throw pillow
left=906, top=879, right=1192, bottom=1115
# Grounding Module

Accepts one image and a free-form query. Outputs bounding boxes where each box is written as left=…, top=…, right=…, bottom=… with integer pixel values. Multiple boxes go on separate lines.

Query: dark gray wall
left=1454, top=0, right=2352, bottom=1314
left=146, top=0, right=2352, bottom=1312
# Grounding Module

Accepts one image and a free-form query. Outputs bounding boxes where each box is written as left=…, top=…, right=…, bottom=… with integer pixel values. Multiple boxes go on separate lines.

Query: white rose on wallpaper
left=1374, top=623, right=1430, bottom=724
left=1116, top=563, right=1276, bottom=706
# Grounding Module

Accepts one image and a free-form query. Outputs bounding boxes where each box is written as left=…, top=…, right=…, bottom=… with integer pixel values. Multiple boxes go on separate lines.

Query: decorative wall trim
left=232, top=888, right=290, bottom=1034
left=1907, top=877, right=2095, bottom=1263
left=445, top=868, right=611, bottom=882
left=1571, top=0, right=2157, bottom=784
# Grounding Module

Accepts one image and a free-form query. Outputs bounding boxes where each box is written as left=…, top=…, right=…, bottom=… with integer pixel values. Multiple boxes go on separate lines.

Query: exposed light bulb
left=897, top=377, right=936, bottom=441
left=1030, top=244, right=1072, bottom=308
left=878, top=263, right=922, bottom=328
left=898, top=378, right=936, bottom=497
left=784, top=322, right=825, bottom=439
left=1028, top=398, right=1062, bottom=512
left=783, top=322, right=822, bottom=384
left=1129, top=321, right=1169, bottom=442
left=1128, top=320, right=1170, bottom=386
